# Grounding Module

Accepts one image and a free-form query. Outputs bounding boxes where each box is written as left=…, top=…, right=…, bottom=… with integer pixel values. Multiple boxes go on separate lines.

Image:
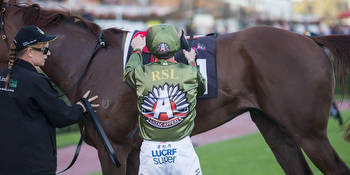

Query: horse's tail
left=310, top=35, right=350, bottom=142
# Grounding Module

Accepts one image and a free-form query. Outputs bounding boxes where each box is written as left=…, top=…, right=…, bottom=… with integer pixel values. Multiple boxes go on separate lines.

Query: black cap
left=13, top=26, right=56, bottom=51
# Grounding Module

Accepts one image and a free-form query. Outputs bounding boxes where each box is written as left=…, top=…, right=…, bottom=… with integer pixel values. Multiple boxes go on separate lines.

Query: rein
left=56, top=33, right=106, bottom=173
left=0, top=4, right=10, bottom=51
left=80, top=98, right=121, bottom=168
left=58, top=98, right=122, bottom=174
left=56, top=122, right=86, bottom=174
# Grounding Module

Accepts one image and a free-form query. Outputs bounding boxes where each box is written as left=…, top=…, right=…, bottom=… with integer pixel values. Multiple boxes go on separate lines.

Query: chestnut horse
left=0, top=1, right=349, bottom=175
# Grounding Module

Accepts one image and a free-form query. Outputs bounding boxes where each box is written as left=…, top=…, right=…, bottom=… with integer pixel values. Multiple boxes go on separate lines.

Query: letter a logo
left=141, top=83, right=191, bottom=128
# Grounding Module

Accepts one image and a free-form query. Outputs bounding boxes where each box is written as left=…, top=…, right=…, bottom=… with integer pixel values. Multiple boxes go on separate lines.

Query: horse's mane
left=18, top=4, right=101, bottom=36
left=8, top=2, right=124, bottom=36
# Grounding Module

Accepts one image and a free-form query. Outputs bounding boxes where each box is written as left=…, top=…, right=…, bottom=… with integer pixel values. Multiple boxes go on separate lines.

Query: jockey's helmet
left=146, top=24, right=180, bottom=59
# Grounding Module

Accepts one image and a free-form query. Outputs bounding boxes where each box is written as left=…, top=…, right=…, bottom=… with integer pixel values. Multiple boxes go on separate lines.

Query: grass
left=334, top=94, right=350, bottom=101
left=89, top=173, right=102, bottom=175
left=56, top=131, right=81, bottom=148
left=196, top=111, right=350, bottom=175
left=78, top=112, right=350, bottom=175
left=196, top=132, right=284, bottom=174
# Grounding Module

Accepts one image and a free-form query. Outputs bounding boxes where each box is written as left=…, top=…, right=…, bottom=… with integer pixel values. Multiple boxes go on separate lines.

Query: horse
left=0, top=1, right=349, bottom=174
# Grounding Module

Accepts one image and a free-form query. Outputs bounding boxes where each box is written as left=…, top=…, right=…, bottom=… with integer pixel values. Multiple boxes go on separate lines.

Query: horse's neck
left=42, top=28, right=126, bottom=100
left=41, top=26, right=100, bottom=97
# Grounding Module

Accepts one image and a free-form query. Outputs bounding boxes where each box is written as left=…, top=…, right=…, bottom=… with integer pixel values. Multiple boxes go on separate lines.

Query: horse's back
left=216, top=26, right=333, bottom=124
left=219, top=26, right=330, bottom=69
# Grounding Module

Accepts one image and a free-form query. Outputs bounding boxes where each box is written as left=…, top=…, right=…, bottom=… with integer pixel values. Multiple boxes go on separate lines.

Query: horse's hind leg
left=250, top=109, right=313, bottom=175
left=295, top=123, right=350, bottom=174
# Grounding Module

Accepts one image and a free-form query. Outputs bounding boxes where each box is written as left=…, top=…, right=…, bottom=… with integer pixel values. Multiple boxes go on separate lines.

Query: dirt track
left=57, top=102, right=350, bottom=175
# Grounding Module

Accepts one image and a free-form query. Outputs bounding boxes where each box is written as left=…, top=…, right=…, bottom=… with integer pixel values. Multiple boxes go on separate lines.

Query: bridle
left=0, top=3, right=10, bottom=52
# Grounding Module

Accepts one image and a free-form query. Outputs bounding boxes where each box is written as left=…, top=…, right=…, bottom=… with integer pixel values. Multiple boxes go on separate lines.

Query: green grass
left=196, top=132, right=284, bottom=174
left=334, top=94, right=350, bottom=101
left=196, top=112, right=350, bottom=175
left=56, top=131, right=81, bottom=148
left=89, top=173, right=101, bottom=175
left=83, top=112, right=350, bottom=175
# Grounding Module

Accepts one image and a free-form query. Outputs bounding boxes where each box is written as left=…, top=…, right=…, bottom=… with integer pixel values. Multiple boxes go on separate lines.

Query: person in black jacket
left=0, top=26, right=99, bottom=175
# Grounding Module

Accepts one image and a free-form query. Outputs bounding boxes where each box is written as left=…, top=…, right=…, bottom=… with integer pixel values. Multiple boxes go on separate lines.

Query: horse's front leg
left=97, top=142, right=133, bottom=175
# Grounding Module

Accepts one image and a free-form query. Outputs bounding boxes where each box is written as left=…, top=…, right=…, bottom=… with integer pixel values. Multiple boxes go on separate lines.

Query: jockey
left=123, top=24, right=206, bottom=175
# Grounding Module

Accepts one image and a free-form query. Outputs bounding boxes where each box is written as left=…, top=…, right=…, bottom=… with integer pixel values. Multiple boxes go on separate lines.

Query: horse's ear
left=8, top=0, right=17, bottom=5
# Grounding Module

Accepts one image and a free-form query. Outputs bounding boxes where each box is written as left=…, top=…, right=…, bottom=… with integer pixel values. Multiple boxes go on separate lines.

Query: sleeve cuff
left=75, top=104, right=85, bottom=114
left=189, top=60, right=197, bottom=66
left=132, top=49, right=142, bottom=55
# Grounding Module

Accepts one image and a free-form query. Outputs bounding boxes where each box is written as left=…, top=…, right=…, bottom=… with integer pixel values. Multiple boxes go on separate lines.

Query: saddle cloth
left=123, top=31, right=218, bottom=98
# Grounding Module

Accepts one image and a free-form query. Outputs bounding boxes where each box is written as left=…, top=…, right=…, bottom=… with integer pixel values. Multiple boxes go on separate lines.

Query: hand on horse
left=183, top=48, right=196, bottom=63
left=131, top=35, right=146, bottom=51
left=76, top=90, right=100, bottom=113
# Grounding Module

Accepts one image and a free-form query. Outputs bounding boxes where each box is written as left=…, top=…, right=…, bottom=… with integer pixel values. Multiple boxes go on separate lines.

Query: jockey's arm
left=123, top=35, right=146, bottom=88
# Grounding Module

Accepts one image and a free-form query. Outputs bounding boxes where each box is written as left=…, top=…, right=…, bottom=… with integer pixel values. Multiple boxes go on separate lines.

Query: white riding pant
left=138, top=136, right=202, bottom=175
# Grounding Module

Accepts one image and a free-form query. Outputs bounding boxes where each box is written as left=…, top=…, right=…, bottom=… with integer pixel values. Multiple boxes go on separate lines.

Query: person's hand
left=76, top=90, right=100, bottom=113
left=183, top=48, right=196, bottom=63
left=131, top=35, right=146, bottom=51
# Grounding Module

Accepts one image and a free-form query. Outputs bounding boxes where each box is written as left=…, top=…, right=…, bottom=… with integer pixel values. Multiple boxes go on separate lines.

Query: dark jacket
left=0, top=59, right=84, bottom=175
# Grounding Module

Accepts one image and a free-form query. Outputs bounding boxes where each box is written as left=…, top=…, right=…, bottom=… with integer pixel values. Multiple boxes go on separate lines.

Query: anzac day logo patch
left=156, top=43, right=170, bottom=54
left=141, top=83, right=190, bottom=128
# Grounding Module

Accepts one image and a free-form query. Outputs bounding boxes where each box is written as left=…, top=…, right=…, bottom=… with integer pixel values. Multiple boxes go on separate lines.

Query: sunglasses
left=31, top=47, right=50, bottom=55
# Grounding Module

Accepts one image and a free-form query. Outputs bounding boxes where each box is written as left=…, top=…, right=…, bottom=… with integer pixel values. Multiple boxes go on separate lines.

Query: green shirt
left=123, top=52, right=206, bottom=141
